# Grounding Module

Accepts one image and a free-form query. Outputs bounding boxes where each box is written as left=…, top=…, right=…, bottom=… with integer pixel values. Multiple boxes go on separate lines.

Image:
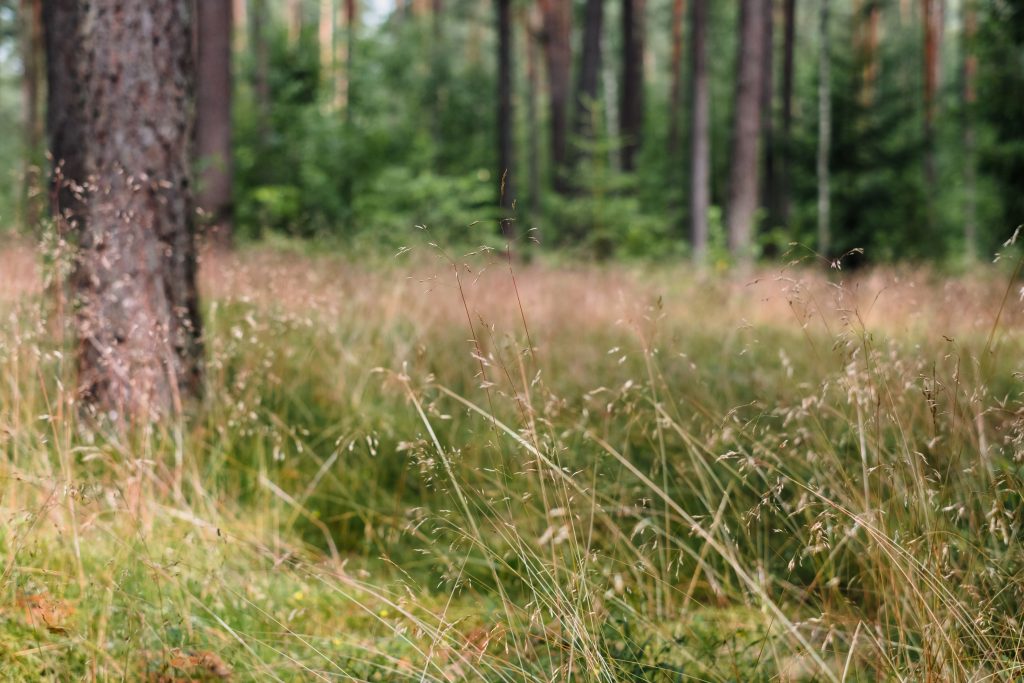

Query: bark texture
left=196, top=0, right=234, bottom=246
left=689, top=0, right=710, bottom=261
left=51, top=0, right=203, bottom=421
left=726, top=0, right=768, bottom=258
left=620, top=0, right=645, bottom=172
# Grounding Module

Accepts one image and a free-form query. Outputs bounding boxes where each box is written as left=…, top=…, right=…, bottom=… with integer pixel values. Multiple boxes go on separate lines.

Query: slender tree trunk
left=497, top=0, right=516, bottom=236
left=287, top=0, right=303, bottom=44
left=19, top=0, right=43, bottom=231
left=667, top=0, right=687, bottom=162
left=620, top=0, right=646, bottom=172
left=778, top=0, right=795, bottom=225
left=726, top=0, right=768, bottom=259
left=48, top=0, right=203, bottom=421
left=572, top=0, right=605, bottom=169
left=858, top=0, right=880, bottom=107
left=232, top=0, right=248, bottom=54
left=689, top=0, right=710, bottom=262
left=760, top=0, right=775, bottom=229
left=320, top=0, right=335, bottom=104
left=539, top=0, right=572, bottom=194
left=252, top=0, right=272, bottom=135
left=197, top=0, right=234, bottom=247
left=923, top=0, right=943, bottom=199
left=525, top=6, right=542, bottom=215
left=962, top=0, right=977, bottom=260
left=817, top=0, right=831, bottom=257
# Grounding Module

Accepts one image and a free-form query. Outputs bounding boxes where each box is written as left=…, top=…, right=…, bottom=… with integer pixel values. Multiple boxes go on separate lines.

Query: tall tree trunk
left=689, top=0, right=710, bottom=262
left=961, top=0, right=977, bottom=261
left=619, top=0, right=645, bottom=172
left=497, top=0, right=516, bottom=236
left=726, top=0, right=768, bottom=259
left=539, top=0, right=571, bottom=194
left=572, top=0, right=605, bottom=168
left=197, top=0, right=234, bottom=247
left=817, top=0, right=831, bottom=257
left=667, top=0, right=687, bottom=162
left=19, top=0, right=43, bottom=232
left=923, top=0, right=943, bottom=199
left=42, top=0, right=86, bottom=230
left=252, top=0, right=272, bottom=135
left=287, top=0, right=303, bottom=44
left=760, top=0, right=775, bottom=229
left=858, top=0, right=881, bottom=107
left=778, top=0, right=795, bottom=225
left=525, top=6, right=542, bottom=215
left=320, top=0, right=335, bottom=104
left=48, top=0, right=203, bottom=421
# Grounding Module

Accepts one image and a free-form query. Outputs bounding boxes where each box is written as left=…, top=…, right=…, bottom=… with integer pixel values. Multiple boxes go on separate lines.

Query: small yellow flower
left=379, top=608, right=389, bottom=618
left=291, top=590, right=304, bottom=602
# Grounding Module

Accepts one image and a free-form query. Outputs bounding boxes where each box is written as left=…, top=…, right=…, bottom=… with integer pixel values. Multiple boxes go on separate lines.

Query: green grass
left=1, top=244, right=1023, bottom=680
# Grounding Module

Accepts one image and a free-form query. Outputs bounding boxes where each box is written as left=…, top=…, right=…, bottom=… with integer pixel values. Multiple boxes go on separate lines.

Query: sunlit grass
left=1, top=240, right=1023, bottom=680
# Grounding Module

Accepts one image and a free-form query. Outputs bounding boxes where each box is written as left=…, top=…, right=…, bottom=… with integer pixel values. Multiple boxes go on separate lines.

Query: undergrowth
left=1, top=243, right=1023, bottom=681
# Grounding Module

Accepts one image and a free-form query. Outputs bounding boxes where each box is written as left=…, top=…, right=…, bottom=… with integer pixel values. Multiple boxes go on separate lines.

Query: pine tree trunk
left=20, top=0, right=43, bottom=232
left=778, top=0, right=795, bottom=225
left=320, top=0, right=335, bottom=104
left=43, top=0, right=87, bottom=229
left=620, top=0, right=645, bottom=172
left=760, top=0, right=775, bottom=231
left=539, top=0, right=572, bottom=194
left=252, top=0, right=272, bottom=135
left=572, top=0, right=605, bottom=169
left=962, top=0, right=977, bottom=261
left=923, top=0, right=943, bottom=200
left=817, top=0, right=831, bottom=257
left=689, top=0, right=710, bottom=262
left=667, top=0, right=687, bottom=162
left=525, top=6, right=542, bottom=215
left=51, top=0, right=203, bottom=422
left=726, top=0, right=768, bottom=259
left=497, top=0, right=516, bottom=235
left=197, top=0, right=234, bottom=247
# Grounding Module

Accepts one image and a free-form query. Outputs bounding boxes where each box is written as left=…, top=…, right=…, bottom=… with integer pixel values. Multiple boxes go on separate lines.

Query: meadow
left=1, top=240, right=1023, bottom=681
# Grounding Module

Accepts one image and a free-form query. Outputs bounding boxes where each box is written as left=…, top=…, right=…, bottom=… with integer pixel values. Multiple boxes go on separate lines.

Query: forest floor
left=1, top=241, right=1023, bottom=681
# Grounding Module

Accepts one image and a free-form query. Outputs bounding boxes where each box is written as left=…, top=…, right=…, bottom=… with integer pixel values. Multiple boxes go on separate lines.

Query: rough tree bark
left=689, top=0, right=710, bottom=262
left=572, top=0, right=605, bottom=169
left=817, top=0, right=831, bottom=256
left=539, top=0, right=572, bottom=194
left=726, top=0, right=768, bottom=259
left=47, top=0, right=203, bottom=421
left=497, top=0, right=516, bottom=235
left=620, top=0, right=645, bottom=172
left=197, top=0, right=234, bottom=247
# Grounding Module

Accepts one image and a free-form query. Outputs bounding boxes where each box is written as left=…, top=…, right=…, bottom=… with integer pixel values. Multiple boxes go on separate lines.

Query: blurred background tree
left=1, top=0, right=1022, bottom=264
